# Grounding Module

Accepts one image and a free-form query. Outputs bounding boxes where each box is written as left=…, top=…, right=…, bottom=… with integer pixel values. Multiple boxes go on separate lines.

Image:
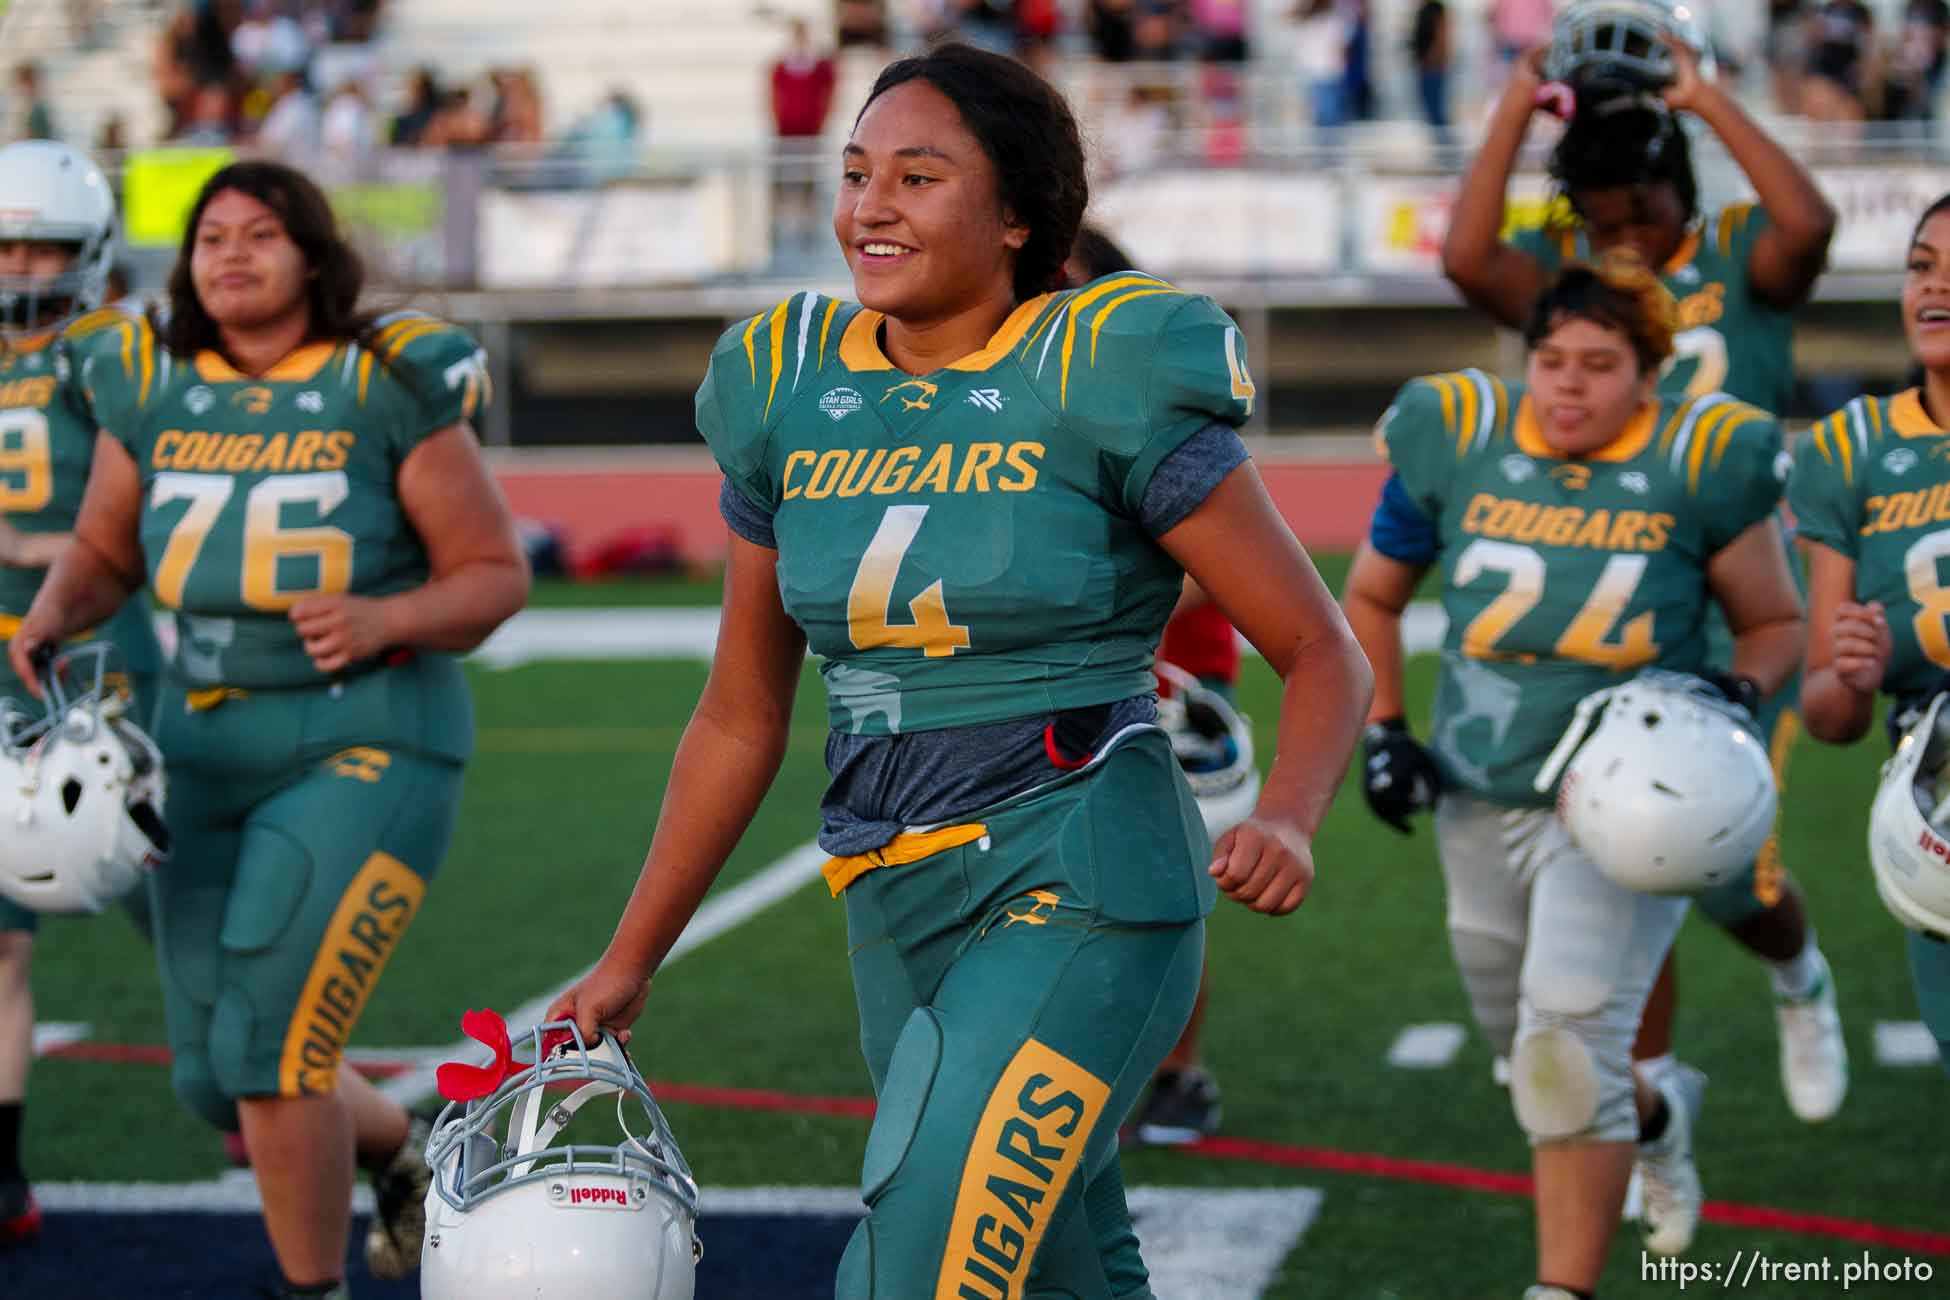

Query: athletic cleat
left=1776, top=953, right=1848, bottom=1123
left=0, top=1176, right=40, bottom=1246
left=365, top=1113, right=434, bottom=1280
left=1523, top=1288, right=1582, bottom=1300
left=1132, top=1067, right=1222, bottom=1146
left=1638, top=1063, right=1706, bottom=1257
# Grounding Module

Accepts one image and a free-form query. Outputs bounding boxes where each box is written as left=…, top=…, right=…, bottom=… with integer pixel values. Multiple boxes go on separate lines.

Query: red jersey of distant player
left=1160, top=600, right=1239, bottom=685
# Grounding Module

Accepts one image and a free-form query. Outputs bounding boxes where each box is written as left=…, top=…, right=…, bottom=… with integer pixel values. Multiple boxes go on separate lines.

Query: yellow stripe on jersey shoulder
left=1715, top=204, right=1755, bottom=257
left=1055, top=274, right=1185, bottom=408
left=63, top=306, right=130, bottom=343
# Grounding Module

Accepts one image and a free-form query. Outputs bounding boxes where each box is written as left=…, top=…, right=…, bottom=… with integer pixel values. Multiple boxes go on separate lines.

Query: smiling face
left=835, top=79, right=1028, bottom=327
left=1525, top=314, right=1657, bottom=455
left=188, top=188, right=311, bottom=336
left=1904, top=209, right=1950, bottom=374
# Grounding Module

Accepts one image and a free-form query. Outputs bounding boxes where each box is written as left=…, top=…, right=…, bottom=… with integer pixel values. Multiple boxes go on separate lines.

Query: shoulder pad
left=713, top=290, right=849, bottom=431
left=1381, top=370, right=1511, bottom=462
left=361, top=313, right=488, bottom=426
left=1713, top=203, right=1764, bottom=259
left=1657, top=393, right=1777, bottom=494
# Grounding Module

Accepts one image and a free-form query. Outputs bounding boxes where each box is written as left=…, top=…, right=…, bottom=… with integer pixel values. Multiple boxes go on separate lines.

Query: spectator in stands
left=178, top=82, right=237, bottom=146
left=1412, top=0, right=1452, bottom=150
left=10, top=65, right=55, bottom=143
left=836, top=0, right=889, bottom=49
left=555, top=90, right=643, bottom=186
left=390, top=67, right=441, bottom=147
left=489, top=67, right=544, bottom=149
left=1886, top=0, right=1950, bottom=129
left=1489, top=0, right=1555, bottom=83
left=1292, top=0, right=1351, bottom=133
left=771, top=20, right=837, bottom=250
left=1800, top=0, right=1877, bottom=123
left=1767, top=0, right=1808, bottom=112
left=256, top=68, right=321, bottom=159
left=1089, top=0, right=1140, bottom=61
left=320, top=75, right=374, bottom=163
left=934, top=0, right=1019, bottom=55
left=1342, top=0, right=1374, bottom=121
left=1191, top=0, right=1249, bottom=62
left=231, top=0, right=313, bottom=84
left=1131, top=0, right=1179, bottom=59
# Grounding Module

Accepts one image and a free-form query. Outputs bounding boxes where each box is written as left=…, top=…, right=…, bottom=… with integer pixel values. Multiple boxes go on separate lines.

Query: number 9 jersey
left=699, top=275, right=1257, bottom=736
left=79, top=311, right=490, bottom=697
left=0, top=308, right=160, bottom=705
left=1379, top=369, right=1784, bottom=804
left=1790, top=390, right=1950, bottom=699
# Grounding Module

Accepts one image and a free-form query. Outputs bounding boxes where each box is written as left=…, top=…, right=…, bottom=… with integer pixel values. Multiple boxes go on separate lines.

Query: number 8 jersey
left=1380, top=369, right=1783, bottom=804
left=80, top=311, right=489, bottom=690
left=1790, top=389, right=1950, bottom=700
left=699, top=275, right=1256, bottom=736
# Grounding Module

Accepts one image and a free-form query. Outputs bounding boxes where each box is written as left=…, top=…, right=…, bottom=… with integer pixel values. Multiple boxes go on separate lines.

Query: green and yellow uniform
left=1377, top=370, right=1783, bottom=804
left=1790, top=389, right=1950, bottom=1069
left=1514, top=205, right=1796, bottom=413
left=1517, top=208, right=1805, bottom=920
left=702, top=276, right=1254, bottom=1298
left=81, top=311, right=488, bottom=1128
left=0, top=308, right=162, bottom=935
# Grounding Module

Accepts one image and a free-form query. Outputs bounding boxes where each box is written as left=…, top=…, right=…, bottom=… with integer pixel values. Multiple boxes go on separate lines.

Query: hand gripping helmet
left=422, top=1019, right=701, bottom=1300
left=1867, top=694, right=1950, bottom=940
left=1545, top=0, right=1713, bottom=106
left=0, top=141, right=116, bottom=333
left=1156, top=662, right=1259, bottom=837
left=0, top=644, right=169, bottom=914
left=1533, top=670, right=1775, bottom=895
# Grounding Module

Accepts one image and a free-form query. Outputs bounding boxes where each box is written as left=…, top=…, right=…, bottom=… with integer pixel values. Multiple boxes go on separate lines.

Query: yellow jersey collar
left=839, top=294, right=1054, bottom=375
left=1514, top=394, right=1660, bottom=463
left=193, top=340, right=337, bottom=384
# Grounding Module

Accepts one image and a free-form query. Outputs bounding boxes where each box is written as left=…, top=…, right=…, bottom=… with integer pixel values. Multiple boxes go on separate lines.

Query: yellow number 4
left=847, top=505, right=969, bottom=658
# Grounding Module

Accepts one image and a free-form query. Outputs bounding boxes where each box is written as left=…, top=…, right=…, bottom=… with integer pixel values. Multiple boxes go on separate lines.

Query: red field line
left=48, top=1039, right=1950, bottom=1255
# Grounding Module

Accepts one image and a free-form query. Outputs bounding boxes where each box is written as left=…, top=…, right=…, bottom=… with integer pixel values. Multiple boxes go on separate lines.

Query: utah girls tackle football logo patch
left=819, top=387, right=864, bottom=422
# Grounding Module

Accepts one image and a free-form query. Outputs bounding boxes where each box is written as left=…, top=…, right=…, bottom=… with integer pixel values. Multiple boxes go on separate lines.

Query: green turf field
left=24, top=569, right=1950, bottom=1298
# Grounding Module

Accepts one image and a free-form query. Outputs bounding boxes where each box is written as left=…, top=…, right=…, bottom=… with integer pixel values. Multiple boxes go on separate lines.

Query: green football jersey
left=700, top=275, right=1256, bottom=735
left=1790, top=389, right=1950, bottom=700
left=1381, top=369, right=1784, bottom=804
left=82, top=311, right=490, bottom=692
left=1514, top=205, right=1796, bottom=416
left=0, top=309, right=160, bottom=692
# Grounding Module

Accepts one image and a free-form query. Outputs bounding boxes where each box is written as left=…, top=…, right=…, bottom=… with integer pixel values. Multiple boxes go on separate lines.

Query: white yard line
left=1873, top=1020, right=1944, bottom=1067
left=1385, top=1023, right=1467, bottom=1069
left=31, top=1021, right=90, bottom=1056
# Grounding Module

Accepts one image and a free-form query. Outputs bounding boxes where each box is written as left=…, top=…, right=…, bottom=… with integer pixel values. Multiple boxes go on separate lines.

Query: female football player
left=548, top=42, right=1370, bottom=1298
left=1442, top=20, right=1845, bottom=1127
left=0, top=140, right=161, bottom=1248
left=1344, top=256, right=1804, bottom=1297
left=1793, top=191, right=1950, bottom=1080
left=8, top=161, right=529, bottom=1299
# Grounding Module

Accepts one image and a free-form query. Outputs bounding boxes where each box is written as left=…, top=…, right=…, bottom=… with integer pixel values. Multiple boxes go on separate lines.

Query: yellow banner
left=122, top=148, right=235, bottom=248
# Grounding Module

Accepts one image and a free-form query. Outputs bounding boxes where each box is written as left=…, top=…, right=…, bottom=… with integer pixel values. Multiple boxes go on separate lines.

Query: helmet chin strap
left=507, top=1032, right=637, bottom=1178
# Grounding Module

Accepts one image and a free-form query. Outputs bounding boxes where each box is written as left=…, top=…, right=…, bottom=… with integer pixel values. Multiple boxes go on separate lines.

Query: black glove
left=1698, top=670, right=1761, bottom=718
left=1361, top=717, right=1441, bottom=835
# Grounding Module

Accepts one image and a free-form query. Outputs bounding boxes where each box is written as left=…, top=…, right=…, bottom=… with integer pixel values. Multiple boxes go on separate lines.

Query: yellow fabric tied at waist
left=821, top=822, right=989, bottom=897
left=0, top=614, right=19, bottom=640
left=185, top=686, right=251, bottom=712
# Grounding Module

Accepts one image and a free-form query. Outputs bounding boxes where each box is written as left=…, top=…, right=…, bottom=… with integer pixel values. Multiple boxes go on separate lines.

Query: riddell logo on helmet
left=566, top=1183, right=635, bottom=1210
left=1917, top=828, right=1950, bottom=860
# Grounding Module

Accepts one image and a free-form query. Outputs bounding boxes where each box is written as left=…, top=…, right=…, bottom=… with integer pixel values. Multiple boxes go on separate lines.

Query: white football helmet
left=0, top=644, right=168, bottom=914
left=1534, top=671, right=1775, bottom=896
left=1545, top=0, right=1713, bottom=101
left=422, top=1020, right=700, bottom=1300
left=1868, top=694, right=1950, bottom=940
left=1156, top=662, right=1259, bottom=836
left=0, top=141, right=116, bottom=333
